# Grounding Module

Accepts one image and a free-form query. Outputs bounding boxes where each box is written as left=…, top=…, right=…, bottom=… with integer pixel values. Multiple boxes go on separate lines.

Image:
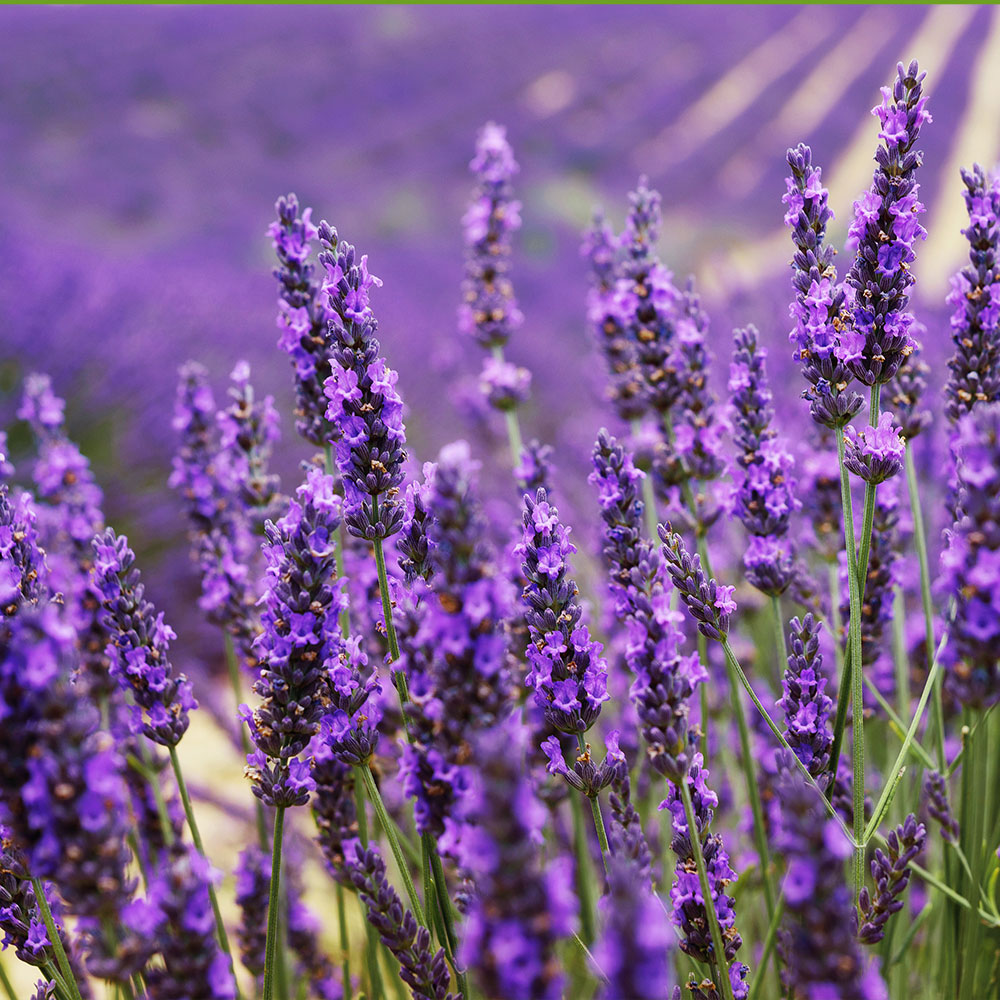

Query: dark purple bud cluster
left=310, top=741, right=359, bottom=886
left=939, top=403, right=1000, bottom=708
left=0, top=844, right=56, bottom=970
left=607, top=771, right=654, bottom=887
left=779, top=614, right=833, bottom=779
left=857, top=813, right=925, bottom=945
left=729, top=325, right=799, bottom=595
left=243, top=468, right=347, bottom=806
left=0, top=481, right=47, bottom=617
left=923, top=770, right=959, bottom=844
left=319, top=634, right=382, bottom=768
left=665, top=755, right=748, bottom=999
left=784, top=143, right=864, bottom=429
left=520, top=488, right=609, bottom=734
left=541, top=732, right=625, bottom=797
left=842, top=60, right=931, bottom=387
left=844, top=412, right=905, bottom=484
left=514, top=438, right=555, bottom=497
left=945, top=165, right=1000, bottom=422
left=92, top=530, right=196, bottom=747
left=659, top=525, right=735, bottom=642
left=320, top=225, right=406, bottom=541
left=887, top=345, right=931, bottom=440
left=345, top=841, right=456, bottom=1000
left=270, top=194, right=336, bottom=446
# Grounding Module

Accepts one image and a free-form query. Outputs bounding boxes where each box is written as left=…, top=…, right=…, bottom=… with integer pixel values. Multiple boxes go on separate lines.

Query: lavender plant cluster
left=1, top=24, right=1000, bottom=1000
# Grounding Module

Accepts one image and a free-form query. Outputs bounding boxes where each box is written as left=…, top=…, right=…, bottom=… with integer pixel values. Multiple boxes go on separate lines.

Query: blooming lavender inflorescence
left=0, top=844, right=55, bottom=970
left=780, top=614, right=833, bottom=780
left=857, top=814, right=925, bottom=945
left=0, top=481, right=47, bottom=617
left=459, top=122, right=523, bottom=353
left=844, top=411, right=905, bottom=484
left=939, top=403, right=1000, bottom=707
left=92, top=530, right=196, bottom=746
left=729, top=325, right=799, bottom=594
left=244, top=468, right=346, bottom=806
left=945, top=165, right=1000, bottom=422
left=346, top=841, right=455, bottom=1000
left=520, top=488, right=609, bottom=733
left=320, top=224, right=407, bottom=540
left=843, top=61, right=931, bottom=387
left=784, top=143, right=864, bottom=429
left=270, top=194, right=336, bottom=445
left=659, top=525, right=735, bottom=642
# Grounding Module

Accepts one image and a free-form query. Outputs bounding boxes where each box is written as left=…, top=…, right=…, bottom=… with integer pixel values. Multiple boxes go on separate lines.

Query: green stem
left=353, top=771, right=386, bottom=1000
left=771, top=594, right=787, bottom=676
left=491, top=344, right=525, bottom=467
left=747, top=894, right=785, bottom=1000
left=262, top=806, right=286, bottom=1000
left=426, top=839, right=470, bottom=1000
left=960, top=711, right=987, bottom=1000
left=571, top=793, right=597, bottom=945
left=0, top=959, right=17, bottom=1000
left=677, top=781, right=737, bottom=1000
left=576, top=733, right=611, bottom=873
left=168, top=745, right=238, bottom=984
left=336, top=883, right=352, bottom=1000
left=905, top=444, right=944, bottom=770
left=30, top=879, right=83, bottom=1000
left=359, top=766, right=427, bottom=929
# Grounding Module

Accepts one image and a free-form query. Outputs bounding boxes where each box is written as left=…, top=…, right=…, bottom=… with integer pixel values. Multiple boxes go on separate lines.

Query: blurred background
left=2, top=2, right=999, bottom=680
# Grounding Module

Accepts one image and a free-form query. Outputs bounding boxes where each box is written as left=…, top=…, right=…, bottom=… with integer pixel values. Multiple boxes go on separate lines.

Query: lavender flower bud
left=520, top=488, right=609, bottom=733
left=843, top=61, right=931, bottom=387
left=478, top=354, right=531, bottom=410
left=659, top=525, right=735, bottom=642
left=844, top=412, right=905, bottom=484
left=320, top=225, right=407, bottom=541
left=319, top=634, right=382, bottom=768
left=923, top=770, right=959, bottom=844
left=92, top=530, right=196, bottom=747
left=310, top=741, right=359, bottom=886
left=0, top=482, right=48, bottom=616
left=945, top=164, right=1000, bottom=422
left=780, top=614, right=833, bottom=779
left=887, top=344, right=931, bottom=440
left=857, top=814, right=926, bottom=945
left=541, top=731, right=625, bottom=797
left=0, top=845, right=55, bottom=969
left=514, top=438, right=555, bottom=497
left=607, top=771, right=654, bottom=887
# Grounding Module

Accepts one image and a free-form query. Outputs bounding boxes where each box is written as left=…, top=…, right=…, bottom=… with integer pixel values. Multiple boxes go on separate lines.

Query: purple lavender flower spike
left=729, top=325, right=800, bottom=596
left=775, top=758, right=887, bottom=999
left=310, top=741, right=359, bottom=886
left=541, top=731, right=625, bottom=797
left=857, top=814, right=926, bottom=945
left=945, top=165, right=1000, bottom=422
left=244, top=467, right=346, bottom=806
left=478, top=354, right=531, bottom=411
left=939, top=403, right=1000, bottom=708
left=665, top=755, right=749, bottom=999
left=780, top=614, right=833, bottom=780
left=514, top=438, right=555, bottom=496
left=844, top=411, right=905, bottom=484
left=234, top=845, right=269, bottom=979
left=270, top=194, right=336, bottom=446
left=92, top=529, right=196, bottom=747
left=459, top=121, right=523, bottom=353
left=607, top=771, right=654, bottom=888
left=923, top=770, right=959, bottom=844
left=320, top=224, right=407, bottom=541
left=1, top=844, right=57, bottom=971
left=144, top=845, right=237, bottom=999
left=659, top=524, right=734, bottom=642
left=843, top=61, right=931, bottom=387
left=459, top=720, right=574, bottom=1000
left=520, top=488, right=609, bottom=733
left=583, top=209, right=646, bottom=422
left=887, top=344, right=931, bottom=441
left=0, top=481, right=48, bottom=616
left=346, top=841, right=456, bottom=1000
left=784, top=143, right=864, bottom=429
left=594, top=855, right=674, bottom=1000
left=319, top=634, right=382, bottom=768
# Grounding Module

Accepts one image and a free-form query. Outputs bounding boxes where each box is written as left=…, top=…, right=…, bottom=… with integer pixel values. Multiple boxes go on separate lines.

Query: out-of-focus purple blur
left=2, top=5, right=997, bottom=675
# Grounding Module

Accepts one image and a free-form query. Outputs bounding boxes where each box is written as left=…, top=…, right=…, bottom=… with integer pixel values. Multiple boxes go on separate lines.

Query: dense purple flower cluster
left=320, top=225, right=407, bottom=541
left=728, top=325, right=799, bottom=594
left=842, top=60, right=930, bottom=387
left=520, top=488, right=609, bottom=733
left=844, top=411, right=905, bottom=484
left=660, top=525, right=735, bottom=642
left=780, top=614, right=833, bottom=780
left=0, top=480, right=47, bottom=616
left=939, top=403, right=1000, bottom=707
left=310, top=741, right=359, bottom=886
left=945, top=165, right=1000, bottom=422
left=857, top=814, right=926, bottom=945
left=92, top=530, right=196, bottom=746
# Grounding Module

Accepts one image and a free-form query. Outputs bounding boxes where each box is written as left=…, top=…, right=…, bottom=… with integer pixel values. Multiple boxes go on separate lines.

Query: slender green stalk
left=677, top=781, right=737, bottom=1000
left=262, top=806, right=286, bottom=1000
left=30, top=879, right=84, bottom=1000
left=571, top=793, right=597, bottom=944
left=891, top=587, right=910, bottom=726
left=905, top=444, right=945, bottom=769
left=0, top=959, right=17, bottom=1000
left=425, top=839, right=470, bottom=1000
left=747, top=894, right=785, bottom=1000
left=167, top=745, right=237, bottom=979
left=576, top=733, right=611, bottom=873
left=359, top=766, right=427, bottom=929
left=354, top=771, right=386, bottom=1000
left=335, top=883, right=352, bottom=1000
left=491, top=343, right=525, bottom=466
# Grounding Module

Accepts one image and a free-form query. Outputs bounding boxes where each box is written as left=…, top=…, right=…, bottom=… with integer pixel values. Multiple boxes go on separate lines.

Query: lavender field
left=2, top=6, right=1000, bottom=1000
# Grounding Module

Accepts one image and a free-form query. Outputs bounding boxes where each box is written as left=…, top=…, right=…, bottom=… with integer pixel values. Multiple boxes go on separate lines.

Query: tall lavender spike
left=519, top=488, right=609, bottom=734
left=582, top=209, right=646, bottom=422
left=775, top=758, right=887, bottom=998
left=842, top=60, right=931, bottom=387
left=320, top=224, right=407, bottom=541
left=665, top=755, right=749, bottom=1000
left=92, top=530, right=196, bottom=747
left=1, top=842, right=58, bottom=971
left=923, top=770, right=959, bottom=844
left=784, top=143, right=864, bottom=429
left=594, top=855, right=674, bottom=1000
left=270, top=194, right=336, bottom=446
left=887, top=344, right=931, bottom=440
left=945, top=165, right=1000, bottom=422
left=779, top=614, right=833, bottom=780
left=346, top=841, right=456, bottom=1000
left=459, top=720, right=574, bottom=1000
left=843, top=412, right=905, bottom=485
left=857, top=814, right=926, bottom=945
left=243, top=468, right=346, bottom=807
left=0, top=480, right=48, bottom=617
left=729, top=325, right=799, bottom=595
left=607, top=771, right=654, bottom=888
left=939, top=403, right=1000, bottom=708
left=310, top=742, right=359, bottom=886
left=659, top=524, right=735, bottom=643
